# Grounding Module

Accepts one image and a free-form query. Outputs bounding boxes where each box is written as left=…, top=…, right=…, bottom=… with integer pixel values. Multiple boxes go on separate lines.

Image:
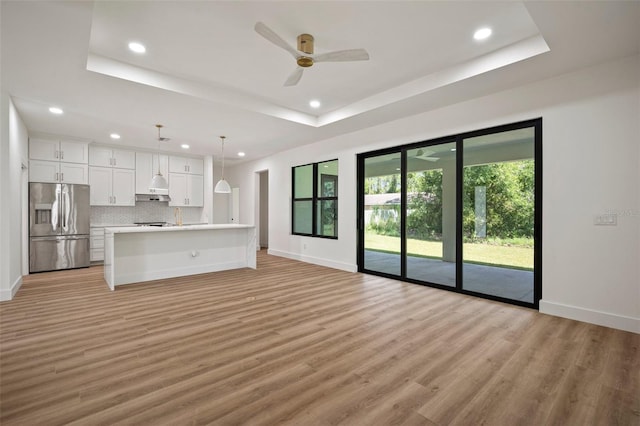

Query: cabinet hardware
left=55, top=150, right=59, bottom=159
left=55, top=172, right=59, bottom=181
left=60, top=173, right=64, bottom=181
left=60, top=151, right=64, bottom=160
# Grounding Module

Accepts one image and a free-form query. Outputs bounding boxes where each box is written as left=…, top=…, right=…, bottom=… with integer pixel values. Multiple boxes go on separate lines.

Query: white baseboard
left=0, top=275, right=23, bottom=301
left=267, top=249, right=357, bottom=273
left=540, top=300, right=639, bottom=334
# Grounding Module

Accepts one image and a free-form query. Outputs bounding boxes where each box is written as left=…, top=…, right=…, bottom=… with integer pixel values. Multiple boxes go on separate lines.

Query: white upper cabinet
left=135, top=152, right=169, bottom=194
left=89, top=167, right=135, bottom=206
left=29, top=138, right=89, bottom=183
left=59, top=141, right=89, bottom=164
left=29, top=138, right=88, bottom=164
left=169, top=155, right=203, bottom=175
left=168, top=173, right=203, bottom=207
left=89, top=146, right=135, bottom=169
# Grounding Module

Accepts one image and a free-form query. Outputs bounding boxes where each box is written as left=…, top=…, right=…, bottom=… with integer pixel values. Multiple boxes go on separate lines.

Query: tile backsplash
left=91, top=203, right=206, bottom=225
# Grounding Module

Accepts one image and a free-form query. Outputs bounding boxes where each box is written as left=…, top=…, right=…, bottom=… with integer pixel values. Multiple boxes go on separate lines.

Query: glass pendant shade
left=214, top=178, right=231, bottom=193
left=149, top=172, right=168, bottom=190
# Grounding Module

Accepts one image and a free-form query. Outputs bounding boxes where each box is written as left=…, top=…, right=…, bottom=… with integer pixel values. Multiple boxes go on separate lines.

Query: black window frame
left=292, top=159, right=338, bottom=239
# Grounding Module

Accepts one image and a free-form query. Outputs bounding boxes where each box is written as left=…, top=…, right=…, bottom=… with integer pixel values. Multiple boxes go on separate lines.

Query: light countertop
left=104, top=224, right=254, bottom=234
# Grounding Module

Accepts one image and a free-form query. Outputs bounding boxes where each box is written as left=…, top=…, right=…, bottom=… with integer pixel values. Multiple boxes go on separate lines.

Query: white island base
left=104, top=224, right=256, bottom=290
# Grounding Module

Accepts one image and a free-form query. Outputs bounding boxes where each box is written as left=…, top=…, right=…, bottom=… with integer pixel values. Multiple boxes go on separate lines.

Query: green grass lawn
left=365, top=233, right=533, bottom=271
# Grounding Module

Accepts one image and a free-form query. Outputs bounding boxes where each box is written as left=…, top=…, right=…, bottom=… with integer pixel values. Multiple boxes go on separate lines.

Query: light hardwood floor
left=1, top=251, right=638, bottom=425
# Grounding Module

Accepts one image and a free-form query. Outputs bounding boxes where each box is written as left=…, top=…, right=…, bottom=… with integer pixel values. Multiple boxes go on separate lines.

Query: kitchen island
left=103, top=224, right=256, bottom=290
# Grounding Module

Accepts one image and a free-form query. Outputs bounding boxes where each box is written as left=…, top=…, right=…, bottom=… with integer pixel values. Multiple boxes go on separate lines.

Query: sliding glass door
left=405, top=142, right=457, bottom=287
left=461, top=127, right=536, bottom=303
left=361, top=153, right=402, bottom=276
left=358, top=119, right=541, bottom=308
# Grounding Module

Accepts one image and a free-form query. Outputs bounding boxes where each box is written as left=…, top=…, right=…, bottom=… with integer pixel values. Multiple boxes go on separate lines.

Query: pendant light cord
left=220, top=136, right=226, bottom=180
left=156, top=124, right=163, bottom=175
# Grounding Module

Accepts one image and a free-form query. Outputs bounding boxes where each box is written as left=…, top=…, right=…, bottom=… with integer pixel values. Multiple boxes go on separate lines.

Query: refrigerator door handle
left=63, top=190, right=70, bottom=231
left=52, top=187, right=60, bottom=231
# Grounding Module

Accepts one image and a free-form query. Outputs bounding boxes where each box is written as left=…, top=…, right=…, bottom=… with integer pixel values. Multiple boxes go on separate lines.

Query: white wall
left=0, top=93, right=29, bottom=301
left=227, top=55, right=640, bottom=333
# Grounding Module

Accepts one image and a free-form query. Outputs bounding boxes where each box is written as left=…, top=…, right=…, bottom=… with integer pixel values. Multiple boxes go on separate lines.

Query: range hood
left=135, top=194, right=171, bottom=202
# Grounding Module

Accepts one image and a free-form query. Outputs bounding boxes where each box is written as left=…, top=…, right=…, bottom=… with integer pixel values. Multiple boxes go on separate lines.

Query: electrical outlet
left=594, top=214, right=617, bottom=226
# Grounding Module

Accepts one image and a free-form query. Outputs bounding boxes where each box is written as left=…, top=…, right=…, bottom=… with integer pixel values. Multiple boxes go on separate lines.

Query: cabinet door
left=60, top=163, right=88, bottom=184
left=89, top=167, right=112, bottom=206
left=151, top=154, right=169, bottom=194
left=187, top=174, right=204, bottom=207
left=168, top=173, right=188, bottom=206
left=29, top=139, right=59, bottom=161
left=90, top=228, right=105, bottom=262
left=29, top=160, right=59, bottom=183
left=135, top=152, right=153, bottom=194
left=169, top=156, right=189, bottom=173
left=112, top=169, right=135, bottom=206
left=89, top=146, right=113, bottom=167
left=112, top=149, right=136, bottom=170
left=187, top=158, right=204, bottom=175
left=153, top=154, right=169, bottom=178
left=59, top=141, right=88, bottom=164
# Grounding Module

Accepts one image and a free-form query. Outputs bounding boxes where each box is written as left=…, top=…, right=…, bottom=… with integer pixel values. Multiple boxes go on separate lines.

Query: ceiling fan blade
left=254, top=22, right=300, bottom=59
left=313, top=48, right=370, bottom=63
left=284, top=67, right=304, bottom=86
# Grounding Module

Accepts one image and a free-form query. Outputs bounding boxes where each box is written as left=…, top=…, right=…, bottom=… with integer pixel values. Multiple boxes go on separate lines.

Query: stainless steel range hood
left=135, top=194, right=171, bottom=202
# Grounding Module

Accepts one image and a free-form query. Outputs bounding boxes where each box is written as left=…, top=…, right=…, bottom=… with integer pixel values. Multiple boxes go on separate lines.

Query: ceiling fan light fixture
left=254, top=21, right=370, bottom=87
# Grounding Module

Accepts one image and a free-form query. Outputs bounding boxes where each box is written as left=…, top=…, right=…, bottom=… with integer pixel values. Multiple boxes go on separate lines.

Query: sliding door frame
left=357, top=118, right=542, bottom=309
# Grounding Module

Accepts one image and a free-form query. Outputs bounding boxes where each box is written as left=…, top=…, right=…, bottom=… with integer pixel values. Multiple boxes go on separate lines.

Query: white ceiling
left=2, top=1, right=639, bottom=165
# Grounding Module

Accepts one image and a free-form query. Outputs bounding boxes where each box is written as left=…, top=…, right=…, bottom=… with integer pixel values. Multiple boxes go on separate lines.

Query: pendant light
left=149, top=124, right=169, bottom=191
left=214, top=136, right=231, bottom=193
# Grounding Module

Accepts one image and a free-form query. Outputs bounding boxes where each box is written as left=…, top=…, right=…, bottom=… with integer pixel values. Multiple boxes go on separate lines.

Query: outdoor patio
left=364, top=250, right=534, bottom=303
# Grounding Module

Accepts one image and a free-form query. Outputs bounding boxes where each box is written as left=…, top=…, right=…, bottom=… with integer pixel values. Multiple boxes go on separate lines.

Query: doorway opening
left=257, top=170, right=269, bottom=250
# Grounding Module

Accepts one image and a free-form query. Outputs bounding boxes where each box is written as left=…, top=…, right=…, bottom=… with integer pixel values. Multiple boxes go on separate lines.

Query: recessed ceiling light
left=128, top=42, right=146, bottom=53
left=181, top=144, right=190, bottom=149
left=110, top=133, right=121, bottom=140
left=309, top=100, right=321, bottom=108
left=238, top=152, right=245, bottom=157
left=473, top=28, right=492, bottom=41
left=48, top=107, right=63, bottom=115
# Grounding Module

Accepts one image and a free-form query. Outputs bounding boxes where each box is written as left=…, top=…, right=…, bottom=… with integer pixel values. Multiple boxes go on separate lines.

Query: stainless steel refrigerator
left=29, top=183, right=90, bottom=272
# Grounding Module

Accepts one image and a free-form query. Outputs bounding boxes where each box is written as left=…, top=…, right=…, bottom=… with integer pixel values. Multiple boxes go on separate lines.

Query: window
left=292, top=159, right=338, bottom=238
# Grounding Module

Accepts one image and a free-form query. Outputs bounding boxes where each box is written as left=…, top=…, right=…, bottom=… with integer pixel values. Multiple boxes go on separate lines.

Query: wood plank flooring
left=1, top=251, right=638, bottom=425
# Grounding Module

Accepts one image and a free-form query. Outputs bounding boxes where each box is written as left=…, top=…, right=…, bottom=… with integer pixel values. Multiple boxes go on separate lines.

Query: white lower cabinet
left=168, top=173, right=203, bottom=207
left=90, top=228, right=104, bottom=262
left=89, top=167, right=135, bottom=206
left=29, top=160, right=88, bottom=184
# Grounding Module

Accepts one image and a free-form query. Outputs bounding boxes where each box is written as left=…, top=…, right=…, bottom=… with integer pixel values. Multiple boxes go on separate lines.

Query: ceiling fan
left=415, top=149, right=439, bottom=162
left=254, top=22, right=370, bottom=87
